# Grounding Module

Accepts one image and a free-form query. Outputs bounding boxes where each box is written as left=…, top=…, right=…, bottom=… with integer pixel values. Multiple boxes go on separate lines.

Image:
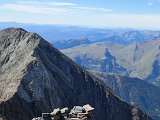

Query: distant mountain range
left=61, top=36, right=160, bottom=88
left=0, top=22, right=160, bottom=44
left=52, top=29, right=160, bottom=50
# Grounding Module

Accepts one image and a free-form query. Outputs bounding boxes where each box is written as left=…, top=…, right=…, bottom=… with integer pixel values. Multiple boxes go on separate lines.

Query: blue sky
left=0, top=0, right=160, bottom=29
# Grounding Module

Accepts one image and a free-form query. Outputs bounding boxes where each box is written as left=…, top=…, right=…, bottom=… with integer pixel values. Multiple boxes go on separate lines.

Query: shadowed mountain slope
left=91, top=71, right=160, bottom=120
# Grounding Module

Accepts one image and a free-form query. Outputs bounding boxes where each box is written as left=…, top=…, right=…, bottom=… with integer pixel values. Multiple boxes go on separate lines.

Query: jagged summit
left=0, top=27, right=28, bottom=39
left=0, top=28, right=151, bottom=120
left=2, top=27, right=27, bottom=31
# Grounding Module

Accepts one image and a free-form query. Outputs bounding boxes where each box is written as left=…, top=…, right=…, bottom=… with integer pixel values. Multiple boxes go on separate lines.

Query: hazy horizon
left=0, top=21, right=160, bottom=31
left=0, top=0, right=160, bottom=30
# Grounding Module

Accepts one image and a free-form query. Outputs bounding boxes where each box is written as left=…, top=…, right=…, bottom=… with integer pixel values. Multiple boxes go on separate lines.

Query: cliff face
left=0, top=28, right=151, bottom=120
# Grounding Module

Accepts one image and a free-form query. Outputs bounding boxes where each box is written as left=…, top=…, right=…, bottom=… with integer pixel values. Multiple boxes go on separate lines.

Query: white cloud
left=1, top=4, right=68, bottom=15
left=16, top=1, right=77, bottom=6
left=147, top=0, right=160, bottom=6
left=16, top=1, right=40, bottom=5
left=72, top=7, right=112, bottom=12
left=147, top=2, right=153, bottom=6
left=48, top=2, right=77, bottom=6
left=1, top=0, right=111, bottom=15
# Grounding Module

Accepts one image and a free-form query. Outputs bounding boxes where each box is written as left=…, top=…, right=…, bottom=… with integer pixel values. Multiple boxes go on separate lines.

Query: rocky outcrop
left=0, top=28, right=152, bottom=120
